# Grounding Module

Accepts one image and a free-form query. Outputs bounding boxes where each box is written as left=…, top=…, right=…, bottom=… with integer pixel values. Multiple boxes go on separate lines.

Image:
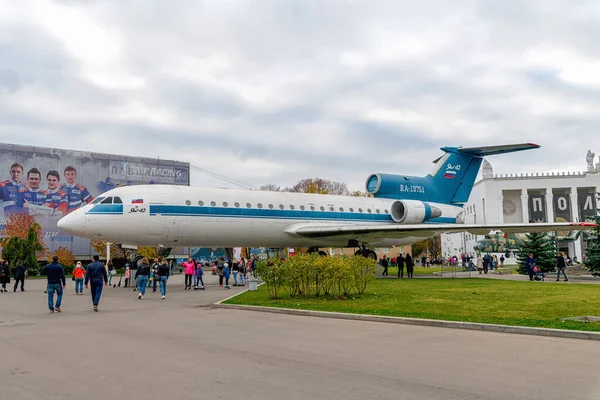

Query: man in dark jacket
left=397, top=254, right=405, bottom=278
left=85, top=255, right=108, bottom=312
left=381, top=255, right=389, bottom=276
left=13, top=261, right=26, bottom=292
left=525, top=253, right=536, bottom=281
left=556, top=252, right=568, bottom=282
left=40, top=256, right=66, bottom=313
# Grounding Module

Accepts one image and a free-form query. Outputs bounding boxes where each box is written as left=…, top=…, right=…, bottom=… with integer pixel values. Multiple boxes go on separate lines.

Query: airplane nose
left=57, top=213, right=84, bottom=235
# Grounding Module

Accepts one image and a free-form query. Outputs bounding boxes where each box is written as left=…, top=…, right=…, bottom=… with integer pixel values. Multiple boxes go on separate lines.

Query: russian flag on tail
left=132, top=198, right=144, bottom=204
left=443, top=170, right=456, bottom=179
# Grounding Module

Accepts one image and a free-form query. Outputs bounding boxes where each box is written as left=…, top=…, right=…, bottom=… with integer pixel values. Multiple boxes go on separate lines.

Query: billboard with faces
left=0, top=143, right=189, bottom=257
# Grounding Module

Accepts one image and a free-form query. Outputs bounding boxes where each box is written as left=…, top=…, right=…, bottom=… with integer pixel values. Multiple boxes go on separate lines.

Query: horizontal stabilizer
left=452, top=143, right=540, bottom=157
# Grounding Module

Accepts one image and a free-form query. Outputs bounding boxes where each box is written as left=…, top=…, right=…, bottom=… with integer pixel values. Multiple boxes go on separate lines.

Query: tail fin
left=367, top=143, right=539, bottom=204
left=431, top=143, right=540, bottom=203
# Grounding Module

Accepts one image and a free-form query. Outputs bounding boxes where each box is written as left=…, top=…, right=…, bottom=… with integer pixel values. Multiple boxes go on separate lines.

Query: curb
left=213, top=303, right=600, bottom=341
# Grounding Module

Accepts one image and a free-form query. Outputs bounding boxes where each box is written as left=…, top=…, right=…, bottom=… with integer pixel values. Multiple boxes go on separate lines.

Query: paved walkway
left=2, top=274, right=600, bottom=399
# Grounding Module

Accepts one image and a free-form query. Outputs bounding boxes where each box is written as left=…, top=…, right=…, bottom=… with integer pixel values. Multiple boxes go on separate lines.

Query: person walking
left=223, top=262, right=231, bottom=289
left=500, top=255, right=505, bottom=268
left=72, top=261, right=86, bottom=295
left=238, top=258, right=246, bottom=286
left=108, top=264, right=116, bottom=286
left=194, top=262, right=205, bottom=290
left=157, top=258, right=170, bottom=299
left=0, top=260, right=11, bottom=292
left=525, top=253, right=536, bottom=281
left=40, top=256, right=66, bottom=313
left=405, top=254, right=414, bottom=278
left=136, top=258, right=151, bottom=299
left=183, top=257, right=195, bottom=290
left=556, top=252, right=569, bottom=282
left=13, top=261, right=25, bottom=292
left=217, top=257, right=225, bottom=287
left=124, top=266, right=131, bottom=288
left=151, top=258, right=160, bottom=292
left=397, top=254, right=405, bottom=278
left=85, top=255, right=108, bottom=312
left=381, top=255, right=389, bottom=276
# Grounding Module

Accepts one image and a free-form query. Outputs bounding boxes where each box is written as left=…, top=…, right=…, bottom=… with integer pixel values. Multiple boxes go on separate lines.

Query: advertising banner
left=0, top=143, right=189, bottom=257
left=579, top=193, right=597, bottom=222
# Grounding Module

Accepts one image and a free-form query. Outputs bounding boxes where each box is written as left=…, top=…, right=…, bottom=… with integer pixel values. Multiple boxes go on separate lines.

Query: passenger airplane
left=57, top=143, right=595, bottom=259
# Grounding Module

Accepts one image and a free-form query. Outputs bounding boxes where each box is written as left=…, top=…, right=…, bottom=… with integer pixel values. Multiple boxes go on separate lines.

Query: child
left=223, top=263, right=231, bottom=289
left=194, top=264, right=205, bottom=290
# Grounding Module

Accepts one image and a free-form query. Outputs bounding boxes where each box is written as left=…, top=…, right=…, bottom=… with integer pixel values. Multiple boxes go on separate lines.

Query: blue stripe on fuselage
left=148, top=205, right=457, bottom=224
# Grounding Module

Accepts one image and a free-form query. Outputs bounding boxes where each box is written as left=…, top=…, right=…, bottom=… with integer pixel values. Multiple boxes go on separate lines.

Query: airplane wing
left=285, top=222, right=596, bottom=239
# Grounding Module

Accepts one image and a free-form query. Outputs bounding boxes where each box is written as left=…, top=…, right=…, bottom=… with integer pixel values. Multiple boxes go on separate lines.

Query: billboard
left=0, top=142, right=189, bottom=257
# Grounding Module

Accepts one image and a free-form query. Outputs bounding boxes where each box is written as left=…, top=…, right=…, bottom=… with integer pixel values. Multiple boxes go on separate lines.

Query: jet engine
left=390, top=200, right=443, bottom=224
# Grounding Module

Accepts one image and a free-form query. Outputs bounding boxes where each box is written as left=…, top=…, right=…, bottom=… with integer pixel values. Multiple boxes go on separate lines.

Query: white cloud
left=1, top=0, right=600, bottom=192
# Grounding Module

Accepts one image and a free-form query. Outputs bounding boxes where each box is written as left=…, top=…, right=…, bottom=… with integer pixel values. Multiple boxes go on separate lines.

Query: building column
left=570, top=191, right=579, bottom=222
left=498, top=194, right=504, bottom=223
left=520, top=191, right=529, bottom=223
left=545, top=192, right=554, bottom=222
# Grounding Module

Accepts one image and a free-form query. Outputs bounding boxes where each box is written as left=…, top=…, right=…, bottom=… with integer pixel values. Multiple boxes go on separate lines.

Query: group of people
left=132, top=257, right=172, bottom=299
left=525, top=252, right=570, bottom=282
left=41, top=255, right=108, bottom=313
left=0, top=259, right=26, bottom=292
left=379, top=254, right=415, bottom=278
left=472, top=254, right=501, bottom=274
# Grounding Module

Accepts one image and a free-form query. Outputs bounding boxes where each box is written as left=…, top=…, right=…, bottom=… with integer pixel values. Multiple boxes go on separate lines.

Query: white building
left=442, top=167, right=600, bottom=263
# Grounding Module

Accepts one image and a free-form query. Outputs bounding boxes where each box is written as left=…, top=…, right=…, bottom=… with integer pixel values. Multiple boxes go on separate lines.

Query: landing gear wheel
left=355, top=250, right=363, bottom=257
left=318, top=251, right=328, bottom=257
left=365, top=250, right=377, bottom=261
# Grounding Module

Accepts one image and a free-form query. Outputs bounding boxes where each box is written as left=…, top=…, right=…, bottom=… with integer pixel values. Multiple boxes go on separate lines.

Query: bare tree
left=258, top=184, right=281, bottom=192
left=288, top=178, right=348, bottom=195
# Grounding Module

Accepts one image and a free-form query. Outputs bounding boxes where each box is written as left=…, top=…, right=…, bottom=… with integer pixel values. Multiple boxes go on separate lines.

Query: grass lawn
left=387, top=266, right=443, bottom=275
left=224, top=278, right=600, bottom=331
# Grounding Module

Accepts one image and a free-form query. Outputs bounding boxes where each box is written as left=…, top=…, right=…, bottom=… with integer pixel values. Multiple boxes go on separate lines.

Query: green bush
left=255, top=254, right=376, bottom=300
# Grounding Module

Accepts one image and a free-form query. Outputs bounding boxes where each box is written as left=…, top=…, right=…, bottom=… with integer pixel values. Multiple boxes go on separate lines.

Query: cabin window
left=211, top=201, right=216, bottom=207
left=310, top=206, right=315, bottom=211
left=339, top=207, right=344, bottom=212
left=349, top=208, right=354, bottom=212
left=376, top=209, right=380, bottom=214
left=246, top=203, right=251, bottom=208
left=234, top=202, right=240, bottom=208
left=101, top=197, right=113, bottom=204
left=279, top=204, right=284, bottom=210
left=290, top=205, right=295, bottom=210
left=198, top=201, right=204, bottom=206
left=257, top=203, right=263, bottom=209
left=329, top=206, right=334, bottom=211
left=223, top=202, right=228, bottom=207
left=358, top=208, right=363, bottom=213
left=268, top=204, right=273, bottom=209
left=300, top=205, right=305, bottom=210
left=113, top=197, right=123, bottom=204
left=91, top=197, right=105, bottom=204
left=320, top=206, right=325, bottom=211
left=185, top=200, right=191, bottom=206
left=367, top=209, right=372, bottom=213
left=384, top=209, right=389, bottom=214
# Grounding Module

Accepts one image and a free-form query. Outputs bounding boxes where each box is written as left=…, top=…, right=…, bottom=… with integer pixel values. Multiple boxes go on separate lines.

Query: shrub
left=256, top=254, right=377, bottom=300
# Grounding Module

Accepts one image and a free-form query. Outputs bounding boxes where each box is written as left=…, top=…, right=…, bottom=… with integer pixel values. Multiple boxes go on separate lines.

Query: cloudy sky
left=1, top=0, right=600, bottom=191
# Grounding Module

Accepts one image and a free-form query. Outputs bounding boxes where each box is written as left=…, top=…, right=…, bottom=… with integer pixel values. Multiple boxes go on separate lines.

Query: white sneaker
left=161, top=296, right=165, bottom=299
left=138, top=293, right=142, bottom=299
left=141, top=295, right=144, bottom=300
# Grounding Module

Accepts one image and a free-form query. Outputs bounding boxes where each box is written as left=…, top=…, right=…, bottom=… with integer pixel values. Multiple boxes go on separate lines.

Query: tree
left=2, top=224, right=45, bottom=275
left=349, top=190, right=373, bottom=197
left=138, top=246, right=158, bottom=260
left=287, top=178, right=348, bottom=195
left=48, top=247, right=75, bottom=269
left=516, top=232, right=557, bottom=274
left=427, top=235, right=442, bottom=259
left=258, top=184, right=281, bottom=191
left=585, top=214, right=600, bottom=276
left=90, top=240, right=126, bottom=260
left=411, top=239, right=428, bottom=259
left=1, top=213, right=44, bottom=243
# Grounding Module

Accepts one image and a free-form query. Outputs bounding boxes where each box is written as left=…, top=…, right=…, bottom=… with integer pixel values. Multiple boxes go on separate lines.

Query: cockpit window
left=100, top=197, right=113, bottom=204
left=113, top=197, right=123, bottom=204
left=92, top=197, right=105, bottom=204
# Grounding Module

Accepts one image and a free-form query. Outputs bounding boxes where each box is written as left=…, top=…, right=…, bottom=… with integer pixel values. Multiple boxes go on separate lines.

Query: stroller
left=533, top=265, right=544, bottom=281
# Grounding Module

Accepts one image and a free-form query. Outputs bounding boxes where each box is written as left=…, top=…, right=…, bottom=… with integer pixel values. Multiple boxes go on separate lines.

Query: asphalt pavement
left=1, top=274, right=600, bottom=400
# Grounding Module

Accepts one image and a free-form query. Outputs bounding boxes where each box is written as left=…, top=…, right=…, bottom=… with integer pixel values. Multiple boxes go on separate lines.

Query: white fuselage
left=58, top=185, right=463, bottom=248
